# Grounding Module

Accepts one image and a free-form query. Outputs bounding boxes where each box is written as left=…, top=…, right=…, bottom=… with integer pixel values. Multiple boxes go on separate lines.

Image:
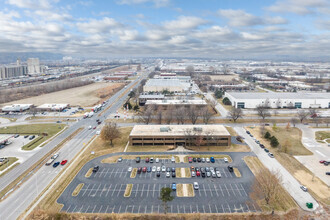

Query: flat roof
left=130, top=125, right=230, bottom=137
left=226, top=92, right=330, bottom=100
left=144, top=78, right=186, bottom=87
left=145, top=99, right=207, bottom=105
left=139, top=94, right=165, bottom=99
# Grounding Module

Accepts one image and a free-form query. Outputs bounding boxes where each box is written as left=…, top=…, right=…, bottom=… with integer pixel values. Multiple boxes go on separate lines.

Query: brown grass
left=233, top=168, right=241, bottom=177
left=244, top=156, right=297, bottom=212
left=124, top=184, right=133, bottom=197
left=226, top=126, right=238, bottom=136
left=130, top=168, right=137, bottom=178
left=186, top=184, right=195, bottom=197
left=186, top=144, right=250, bottom=152
left=315, top=131, right=330, bottom=141
left=0, top=157, right=18, bottom=171
left=72, top=183, right=84, bottom=197
left=176, top=184, right=183, bottom=197
left=85, top=168, right=93, bottom=178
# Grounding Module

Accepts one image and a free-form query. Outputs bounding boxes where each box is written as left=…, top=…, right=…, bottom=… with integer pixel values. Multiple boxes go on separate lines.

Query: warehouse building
left=143, top=78, right=191, bottom=93
left=129, top=125, right=231, bottom=146
left=145, top=99, right=207, bottom=107
left=36, top=104, right=69, bottom=111
left=225, top=92, right=330, bottom=109
left=1, top=104, right=33, bottom=112
left=138, top=94, right=165, bottom=106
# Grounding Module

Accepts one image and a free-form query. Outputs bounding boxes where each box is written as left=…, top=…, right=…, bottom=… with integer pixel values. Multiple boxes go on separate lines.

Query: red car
left=93, top=126, right=96, bottom=129
left=196, top=171, right=201, bottom=176
left=320, top=160, right=326, bottom=163
left=188, top=157, right=193, bottom=163
left=142, top=167, right=147, bottom=173
left=61, top=160, right=68, bottom=165
left=145, top=158, right=149, bottom=163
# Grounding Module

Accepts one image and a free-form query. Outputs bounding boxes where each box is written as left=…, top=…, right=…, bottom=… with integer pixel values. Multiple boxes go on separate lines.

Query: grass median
left=130, top=168, right=137, bottom=178
left=0, top=157, right=19, bottom=172
left=72, top=183, right=84, bottom=197
left=233, top=168, right=241, bottom=177
left=124, top=184, right=133, bottom=197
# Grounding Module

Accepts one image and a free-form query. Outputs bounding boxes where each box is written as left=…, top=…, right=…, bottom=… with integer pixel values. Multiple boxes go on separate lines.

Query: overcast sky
left=1, top=0, right=330, bottom=59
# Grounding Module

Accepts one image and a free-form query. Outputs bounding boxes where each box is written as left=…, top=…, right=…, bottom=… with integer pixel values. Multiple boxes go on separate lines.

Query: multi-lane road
left=0, top=70, right=148, bottom=220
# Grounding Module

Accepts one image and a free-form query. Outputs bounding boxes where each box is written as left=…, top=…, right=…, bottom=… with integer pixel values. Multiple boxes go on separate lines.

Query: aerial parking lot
left=58, top=152, right=259, bottom=214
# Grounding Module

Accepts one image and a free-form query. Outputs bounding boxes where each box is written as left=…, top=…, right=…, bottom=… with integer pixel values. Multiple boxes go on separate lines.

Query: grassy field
left=246, top=127, right=330, bottom=205
left=0, top=124, right=66, bottom=150
left=315, top=131, right=330, bottom=141
left=243, top=156, right=297, bottom=212
left=124, top=184, right=133, bottom=197
left=0, top=117, right=17, bottom=122
left=0, top=157, right=18, bottom=171
left=225, top=126, right=238, bottom=136
left=72, top=183, right=84, bottom=197
left=32, top=127, right=132, bottom=213
left=3, top=82, right=124, bottom=107
left=233, top=168, right=241, bottom=177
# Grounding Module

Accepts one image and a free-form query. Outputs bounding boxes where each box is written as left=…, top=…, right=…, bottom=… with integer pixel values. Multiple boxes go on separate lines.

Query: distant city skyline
left=0, top=0, right=330, bottom=59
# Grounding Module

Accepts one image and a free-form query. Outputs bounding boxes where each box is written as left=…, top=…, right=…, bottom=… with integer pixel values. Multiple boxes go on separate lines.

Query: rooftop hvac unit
left=160, top=127, right=170, bottom=132
left=193, top=127, right=203, bottom=132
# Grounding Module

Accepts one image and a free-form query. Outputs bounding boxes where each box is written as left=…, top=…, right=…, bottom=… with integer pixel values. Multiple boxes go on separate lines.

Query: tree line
left=0, top=79, right=93, bottom=104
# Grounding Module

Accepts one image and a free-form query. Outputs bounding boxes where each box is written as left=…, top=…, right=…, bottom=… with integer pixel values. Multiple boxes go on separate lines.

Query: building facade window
left=294, top=102, right=302, bottom=108
left=237, top=102, right=245, bottom=108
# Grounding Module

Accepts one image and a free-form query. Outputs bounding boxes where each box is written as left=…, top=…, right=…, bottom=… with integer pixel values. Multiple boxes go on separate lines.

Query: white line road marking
left=118, top=205, right=122, bottom=213
left=66, top=205, right=72, bottom=212
left=227, top=204, right=231, bottom=213
left=151, top=205, right=153, bottom=213
left=135, top=184, right=139, bottom=197
left=144, top=205, right=147, bottom=213
left=196, top=204, right=199, bottom=213
left=218, top=184, right=225, bottom=196
left=111, top=184, right=117, bottom=197
left=105, top=184, right=112, bottom=197
left=132, top=205, right=135, bottom=213
left=92, top=205, right=97, bottom=213
left=99, top=205, right=103, bottom=213
left=202, top=205, right=205, bottom=213
left=224, top=183, right=230, bottom=196
left=183, top=205, right=186, bottom=213
left=190, top=205, right=192, bottom=213
left=94, top=183, right=102, bottom=197
left=158, top=205, right=160, bottom=213
left=146, top=184, right=150, bottom=197
left=72, top=205, right=77, bottom=212
left=105, top=205, right=109, bottom=213
left=208, top=184, right=213, bottom=197
left=230, top=184, right=236, bottom=196
left=177, top=205, right=179, bottom=213
left=240, top=183, right=248, bottom=196
left=140, top=184, right=145, bottom=197
left=235, top=183, right=242, bottom=196
left=99, top=184, right=106, bottom=197
left=125, top=206, right=128, bottom=213
left=138, top=205, right=141, bottom=213
left=252, top=204, right=257, bottom=212
left=152, top=184, right=156, bottom=197
left=87, top=184, right=96, bottom=196
left=86, top=205, right=90, bottom=213
left=81, top=184, right=90, bottom=196
left=221, top=204, right=225, bottom=213
left=214, top=184, right=219, bottom=197
left=316, top=150, right=326, bottom=157
left=215, top=204, right=218, bottom=213
left=202, top=184, right=207, bottom=196
left=117, top=184, right=123, bottom=197
left=222, top=168, right=227, bottom=177
left=208, top=204, right=212, bottom=213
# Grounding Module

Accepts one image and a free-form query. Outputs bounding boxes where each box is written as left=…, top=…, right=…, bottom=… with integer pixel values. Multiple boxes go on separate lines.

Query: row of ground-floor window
left=130, top=136, right=231, bottom=146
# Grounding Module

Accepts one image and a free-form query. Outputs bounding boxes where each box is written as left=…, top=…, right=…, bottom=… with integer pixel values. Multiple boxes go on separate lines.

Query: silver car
left=216, top=171, right=221, bottom=178
left=128, top=167, right=132, bottom=172
left=152, top=166, right=156, bottom=172
left=166, top=172, right=170, bottom=178
left=193, top=182, right=199, bottom=190
left=156, top=158, right=159, bottom=163
left=162, top=165, right=166, bottom=172
left=191, top=171, right=196, bottom=177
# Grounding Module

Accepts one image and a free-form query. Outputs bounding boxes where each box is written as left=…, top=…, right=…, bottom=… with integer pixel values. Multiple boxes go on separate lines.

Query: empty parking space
left=58, top=153, right=258, bottom=214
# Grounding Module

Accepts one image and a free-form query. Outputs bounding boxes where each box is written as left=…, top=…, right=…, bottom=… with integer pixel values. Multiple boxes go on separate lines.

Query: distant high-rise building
left=0, top=65, right=28, bottom=79
left=16, top=58, right=21, bottom=66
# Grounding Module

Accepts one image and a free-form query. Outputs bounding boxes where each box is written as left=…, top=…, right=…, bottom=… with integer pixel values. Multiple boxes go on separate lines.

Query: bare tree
left=156, top=107, right=163, bottom=124
left=250, top=169, right=282, bottom=211
left=256, top=105, right=271, bottom=120
left=101, top=122, right=121, bottom=147
left=227, top=107, right=243, bottom=122
left=201, top=106, right=213, bottom=124
left=187, top=106, right=200, bottom=124
left=138, top=106, right=153, bottom=124
left=164, top=105, right=174, bottom=124
left=184, top=128, right=194, bottom=147
left=185, top=65, right=195, bottom=77
left=174, top=106, right=186, bottom=124
left=290, top=118, right=298, bottom=127
left=222, top=63, right=229, bottom=75
left=296, top=110, right=309, bottom=123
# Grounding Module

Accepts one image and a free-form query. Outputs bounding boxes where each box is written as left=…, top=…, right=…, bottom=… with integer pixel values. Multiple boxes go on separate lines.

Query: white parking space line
left=105, top=205, right=109, bottom=213
left=208, top=204, right=212, bottom=213
left=245, top=204, right=250, bottom=212
left=202, top=205, right=206, bottom=213
left=66, top=205, right=72, bottom=212
left=158, top=205, right=160, bottom=213
left=146, top=184, right=150, bottom=197
left=224, top=184, right=230, bottom=196
left=85, top=205, right=90, bottom=213
left=98, top=205, right=103, bottom=213
left=215, top=204, right=218, bottom=213
left=227, top=203, right=231, bottom=213
left=218, top=184, right=225, bottom=196
left=208, top=184, right=213, bottom=197
left=152, top=184, right=156, bottom=198
left=118, top=205, right=122, bottom=213
left=134, top=184, right=139, bottom=197
left=202, top=184, right=207, bottom=196
left=72, top=205, right=77, bottom=212
left=108, top=169, right=114, bottom=178
left=234, top=183, right=242, bottom=196
left=103, top=168, right=109, bottom=178
left=94, top=183, right=102, bottom=197
left=117, top=184, right=123, bottom=197
left=221, top=204, right=225, bottom=213
left=222, top=168, right=228, bottom=177
left=138, top=205, right=141, bottom=213
left=105, top=184, right=112, bottom=197
left=239, top=183, right=248, bottom=196
left=229, top=184, right=236, bottom=196
left=99, top=184, right=107, bottom=197
left=144, top=205, right=147, bottom=213
left=125, top=206, right=128, bottom=213
left=87, top=184, right=96, bottom=197
left=81, top=184, right=90, bottom=196
left=111, top=184, right=117, bottom=197
left=214, top=184, right=219, bottom=197
left=196, top=204, right=199, bottom=213
left=140, top=184, right=145, bottom=197
left=92, top=205, right=97, bottom=213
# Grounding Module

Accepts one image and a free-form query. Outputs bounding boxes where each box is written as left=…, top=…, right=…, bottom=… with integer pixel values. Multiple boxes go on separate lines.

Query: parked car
left=259, top=144, right=265, bottom=148
left=172, top=172, right=176, bottom=177
left=171, top=156, right=175, bottom=163
left=51, top=153, right=59, bottom=159
left=190, top=166, right=195, bottom=171
left=92, top=166, right=99, bottom=173
left=224, top=157, right=228, bottom=163
left=128, top=167, right=132, bottom=172
left=162, top=166, right=166, bottom=172
left=24, top=135, right=29, bottom=138
left=326, top=172, right=330, bottom=175
left=201, top=167, right=205, bottom=173
left=300, top=185, right=308, bottom=192
left=193, top=182, right=199, bottom=190
left=60, top=160, right=68, bottom=165
left=202, top=158, right=206, bottom=163
left=228, top=166, right=234, bottom=172
left=264, top=148, right=269, bottom=153
left=29, top=135, right=35, bottom=140
left=150, top=157, right=154, bottom=163
left=166, top=172, right=170, bottom=178
left=197, top=158, right=201, bottom=162
left=142, top=167, right=147, bottom=173
left=145, top=158, right=149, bottom=163
left=324, top=161, right=329, bottom=166
left=152, top=166, right=156, bottom=172
left=201, top=172, right=206, bottom=178
left=206, top=158, right=210, bottom=163
left=319, top=160, right=326, bottom=163
left=268, top=153, right=274, bottom=158
left=191, top=171, right=196, bottom=177
left=206, top=171, right=211, bottom=177
left=53, top=162, right=60, bottom=168
left=136, top=157, right=141, bottom=163
left=14, top=134, right=19, bottom=138
left=157, top=166, right=161, bottom=172
left=157, top=171, right=160, bottom=177
left=137, top=167, right=142, bottom=174
left=188, top=157, right=193, bottom=163
left=210, top=157, right=215, bottom=163
left=193, top=158, right=197, bottom=162
left=166, top=167, right=171, bottom=172
left=246, top=131, right=250, bottom=134
left=147, top=167, right=151, bottom=172
left=118, top=157, right=122, bottom=162
left=216, top=171, right=221, bottom=178
left=155, top=158, right=159, bottom=163
left=196, top=171, right=201, bottom=176
left=211, top=171, right=216, bottom=178
left=205, top=167, right=210, bottom=172
left=171, top=167, right=175, bottom=172
left=210, top=167, right=214, bottom=172
left=88, top=126, right=92, bottom=130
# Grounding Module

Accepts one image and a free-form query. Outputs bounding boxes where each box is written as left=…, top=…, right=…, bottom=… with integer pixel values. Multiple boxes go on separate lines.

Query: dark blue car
left=53, top=162, right=60, bottom=168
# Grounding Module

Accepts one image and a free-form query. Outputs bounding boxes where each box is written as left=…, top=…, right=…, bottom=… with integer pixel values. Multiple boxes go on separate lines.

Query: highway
left=0, top=70, right=149, bottom=220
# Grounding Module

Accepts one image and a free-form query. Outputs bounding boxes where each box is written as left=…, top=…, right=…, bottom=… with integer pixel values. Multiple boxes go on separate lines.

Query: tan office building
left=129, top=125, right=231, bottom=146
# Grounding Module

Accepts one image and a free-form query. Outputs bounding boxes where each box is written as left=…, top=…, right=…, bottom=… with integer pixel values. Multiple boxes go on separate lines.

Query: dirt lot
left=3, top=82, right=124, bottom=107
left=209, top=74, right=239, bottom=81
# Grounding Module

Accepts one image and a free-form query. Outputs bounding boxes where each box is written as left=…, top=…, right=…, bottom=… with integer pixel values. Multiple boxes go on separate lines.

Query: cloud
left=163, top=16, right=208, bottom=30
left=218, top=9, right=287, bottom=27
left=116, top=0, right=170, bottom=8
left=76, top=17, right=124, bottom=34
left=267, top=0, right=329, bottom=15
left=6, top=0, right=57, bottom=10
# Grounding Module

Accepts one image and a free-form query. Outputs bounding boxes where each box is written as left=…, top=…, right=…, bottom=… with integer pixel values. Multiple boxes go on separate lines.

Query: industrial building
left=129, top=125, right=231, bottom=146
left=1, top=104, right=33, bottom=112
left=225, top=92, right=330, bottom=109
left=143, top=78, right=191, bottom=93
left=36, top=104, right=69, bottom=111
left=0, top=65, right=28, bottom=79
left=27, top=58, right=44, bottom=75
left=138, top=94, right=165, bottom=105
left=145, top=99, right=207, bottom=107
